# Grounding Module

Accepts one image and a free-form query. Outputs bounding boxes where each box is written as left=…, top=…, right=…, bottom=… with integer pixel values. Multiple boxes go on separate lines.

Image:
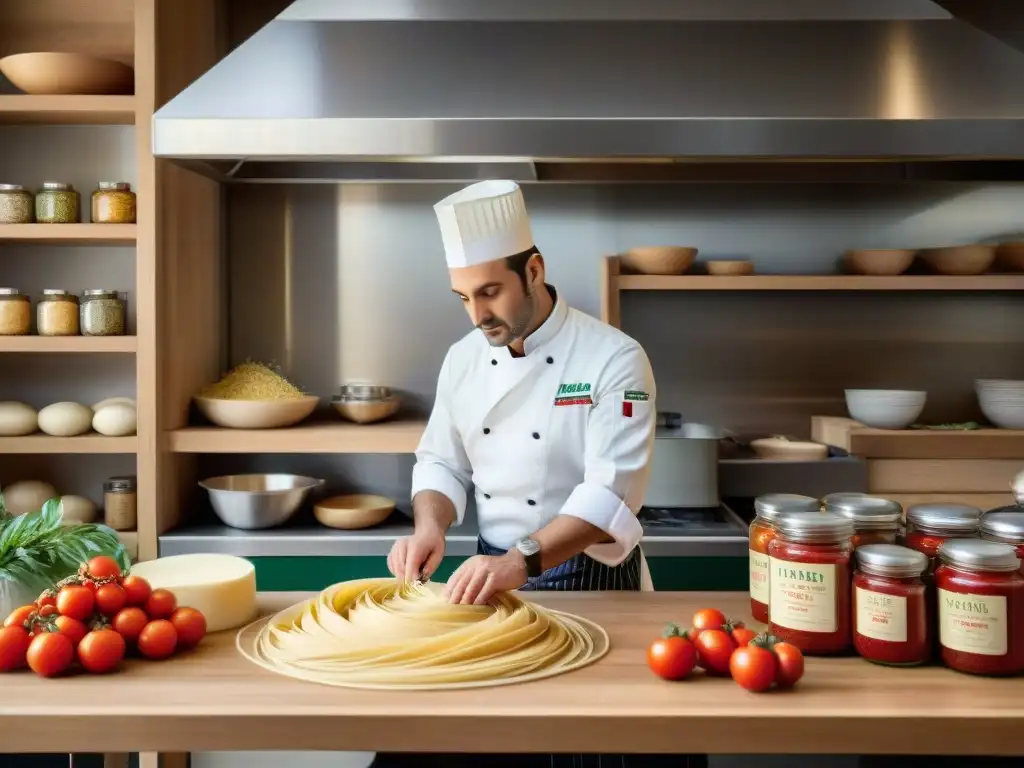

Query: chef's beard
left=477, top=287, right=536, bottom=347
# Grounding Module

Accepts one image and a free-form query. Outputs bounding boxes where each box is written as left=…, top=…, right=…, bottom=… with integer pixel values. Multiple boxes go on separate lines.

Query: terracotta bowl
left=620, top=246, right=697, bottom=275
left=0, top=52, right=134, bottom=95
left=314, top=494, right=395, bottom=530
left=194, top=396, right=319, bottom=429
left=918, top=245, right=995, bottom=276
left=995, top=242, right=1024, bottom=272
left=706, top=260, right=754, bottom=276
left=844, top=249, right=915, bottom=276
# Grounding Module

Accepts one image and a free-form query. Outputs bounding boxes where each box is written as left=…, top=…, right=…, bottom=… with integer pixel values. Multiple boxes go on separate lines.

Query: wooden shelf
left=168, top=420, right=428, bottom=454
left=813, top=416, right=1024, bottom=460
left=0, top=434, right=137, bottom=454
left=617, top=275, right=1024, bottom=291
left=0, top=336, right=137, bottom=353
left=0, top=95, right=136, bottom=125
left=0, top=223, right=137, bottom=244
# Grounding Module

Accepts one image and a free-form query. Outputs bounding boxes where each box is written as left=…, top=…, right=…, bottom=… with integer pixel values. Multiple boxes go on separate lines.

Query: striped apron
left=476, top=536, right=642, bottom=591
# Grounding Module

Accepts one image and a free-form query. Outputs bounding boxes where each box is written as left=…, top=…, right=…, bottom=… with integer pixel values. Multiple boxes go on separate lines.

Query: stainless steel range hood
left=152, top=0, right=1024, bottom=183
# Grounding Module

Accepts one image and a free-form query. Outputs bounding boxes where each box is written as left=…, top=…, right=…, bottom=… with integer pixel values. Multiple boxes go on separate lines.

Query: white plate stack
left=845, top=389, right=927, bottom=429
left=976, top=379, right=1024, bottom=429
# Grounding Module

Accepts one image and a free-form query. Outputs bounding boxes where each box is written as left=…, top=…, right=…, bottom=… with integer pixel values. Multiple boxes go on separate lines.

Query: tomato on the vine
left=120, top=575, right=151, bottom=607
left=112, top=607, right=148, bottom=644
left=170, top=607, right=207, bottom=649
left=78, top=629, right=126, bottom=674
left=137, top=619, right=177, bottom=660
left=693, top=629, right=736, bottom=675
left=3, top=605, right=36, bottom=629
left=56, top=584, right=94, bottom=621
left=772, top=641, right=805, bottom=688
left=37, top=604, right=57, bottom=618
left=730, top=644, right=778, bottom=692
left=53, top=615, right=88, bottom=647
left=730, top=626, right=756, bottom=647
left=691, top=608, right=727, bottom=633
left=145, top=589, right=177, bottom=620
left=646, top=624, right=697, bottom=681
left=95, top=583, right=127, bottom=616
left=0, top=626, right=31, bottom=672
left=26, top=631, right=74, bottom=677
left=86, top=555, right=122, bottom=581
left=36, top=593, right=56, bottom=609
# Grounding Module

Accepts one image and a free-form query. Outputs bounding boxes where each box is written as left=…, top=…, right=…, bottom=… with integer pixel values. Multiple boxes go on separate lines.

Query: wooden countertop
left=2, top=591, right=1023, bottom=756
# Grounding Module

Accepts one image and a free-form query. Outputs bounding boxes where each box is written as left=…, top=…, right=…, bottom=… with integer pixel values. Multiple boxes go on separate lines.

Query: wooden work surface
left=2, top=591, right=1024, bottom=756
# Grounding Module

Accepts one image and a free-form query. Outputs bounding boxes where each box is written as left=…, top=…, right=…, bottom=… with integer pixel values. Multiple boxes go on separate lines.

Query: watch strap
left=516, top=538, right=543, bottom=579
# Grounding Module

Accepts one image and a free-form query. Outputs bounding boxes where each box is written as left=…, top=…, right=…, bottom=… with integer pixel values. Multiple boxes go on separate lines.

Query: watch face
left=516, top=538, right=540, bottom=557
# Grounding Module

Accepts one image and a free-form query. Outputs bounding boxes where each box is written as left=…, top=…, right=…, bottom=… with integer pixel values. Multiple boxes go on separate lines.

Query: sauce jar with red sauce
left=935, top=539, right=1024, bottom=676
left=748, top=494, right=820, bottom=623
left=768, top=512, right=855, bottom=655
left=827, top=495, right=903, bottom=549
left=904, top=503, right=982, bottom=581
left=979, top=511, right=1024, bottom=569
left=853, top=544, right=930, bottom=666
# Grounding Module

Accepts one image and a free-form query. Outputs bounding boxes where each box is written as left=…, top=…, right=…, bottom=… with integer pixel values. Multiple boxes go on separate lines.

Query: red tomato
left=647, top=627, right=697, bottom=681
left=731, top=627, right=757, bottom=647
left=145, top=589, right=177, bottom=620
left=693, top=629, right=736, bottom=676
left=78, top=629, right=126, bottom=674
left=691, top=608, right=727, bottom=633
left=170, top=608, right=207, bottom=649
left=112, top=607, right=149, bottom=644
left=730, top=645, right=779, bottom=693
left=26, top=631, right=74, bottom=678
left=95, top=583, right=127, bottom=616
left=773, top=642, right=805, bottom=688
left=137, top=620, right=177, bottom=660
left=3, top=604, right=36, bottom=629
left=36, top=593, right=56, bottom=609
left=53, top=615, right=88, bottom=648
left=120, top=575, right=152, bottom=607
left=86, top=555, right=122, bottom=581
left=83, top=580, right=98, bottom=595
left=0, top=626, right=31, bottom=672
left=37, top=604, right=57, bottom=618
left=56, top=585, right=95, bottom=621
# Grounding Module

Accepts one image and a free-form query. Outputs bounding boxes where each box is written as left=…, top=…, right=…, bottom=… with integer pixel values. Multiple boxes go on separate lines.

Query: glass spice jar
left=104, top=475, right=137, bottom=531
left=904, top=503, right=982, bottom=582
left=80, top=290, right=126, bottom=336
left=853, top=544, right=930, bottom=667
left=749, top=493, right=820, bottom=623
left=35, top=182, right=80, bottom=224
left=91, top=182, right=136, bottom=224
left=935, top=539, right=1024, bottom=676
left=827, top=495, right=903, bottom=549
left=0, top=184, right=33, bottom=224
left=37, top=289, right=79, bottom=336
left=768, top=511, right=855, bottom=655
left=979, top=511, right=1024, bottom=572
left=0, top=289, right=31, bottom=336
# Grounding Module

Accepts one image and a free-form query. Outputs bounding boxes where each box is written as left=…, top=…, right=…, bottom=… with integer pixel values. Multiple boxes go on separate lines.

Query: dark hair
left=504, top=246, right=539, bottom=289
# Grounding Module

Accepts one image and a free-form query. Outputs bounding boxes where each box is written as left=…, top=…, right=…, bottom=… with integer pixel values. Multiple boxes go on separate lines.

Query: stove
left=638, top=503, right=748, bottom=557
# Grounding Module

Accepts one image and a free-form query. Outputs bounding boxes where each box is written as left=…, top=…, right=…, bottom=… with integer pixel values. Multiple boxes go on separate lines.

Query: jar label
left=749, top=549, right=770, bottom=603
left=855, top=586, right=907, bottom=643
left=769, top=557, right=837, bottom=633
left=938, top=588, right=1008, bottom=656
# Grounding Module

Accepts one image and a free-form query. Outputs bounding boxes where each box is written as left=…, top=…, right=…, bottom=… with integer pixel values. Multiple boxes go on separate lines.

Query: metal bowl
left=199, top=473, right=324, bottom=530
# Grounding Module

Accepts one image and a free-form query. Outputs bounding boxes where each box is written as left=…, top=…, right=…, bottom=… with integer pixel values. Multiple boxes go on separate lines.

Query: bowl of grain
left=194, top=362, right=319, bottom=429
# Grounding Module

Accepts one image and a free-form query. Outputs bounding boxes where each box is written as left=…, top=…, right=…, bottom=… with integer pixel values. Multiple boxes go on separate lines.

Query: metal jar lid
left=83, top=289, right=121, bottom=298
left=337, top=383, right=391, bottom=401
left=0, top=184, right=27, bottom=192
left=97, top=182, right=132, bottom=191
left=827, top=495, right=903, bottom=530
left=938, top=539, right=1020, bottom=573
left=104, top=475, right=137, bottom=492
left=856, top=543, right=928, bottom=578
left=754, top=493, right=820, bottom=520
left=41, top=182, right=74, bottom=191
left=41, top=289, right=77, bottom=301
left=774, top=511, right=854, bottom=544
left=906, top=503, right=981, bottom=535
left=980, top=512, right=1024, bottom=545
left=0, top=288, right=28, bottom=300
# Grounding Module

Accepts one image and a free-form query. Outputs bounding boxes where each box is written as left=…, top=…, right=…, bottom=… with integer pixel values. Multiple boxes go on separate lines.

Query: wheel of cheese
left=130, top=554, right=257, bottom=633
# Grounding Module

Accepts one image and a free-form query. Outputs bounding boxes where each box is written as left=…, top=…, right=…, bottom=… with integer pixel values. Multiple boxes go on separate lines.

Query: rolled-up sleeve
left=409, top=349, right=472, bottom=525
left=558, top=343, right=656, bottom=566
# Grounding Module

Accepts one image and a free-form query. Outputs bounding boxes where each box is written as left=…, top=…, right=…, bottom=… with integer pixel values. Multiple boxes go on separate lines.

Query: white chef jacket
left=410, top=289, right=656, bottom=567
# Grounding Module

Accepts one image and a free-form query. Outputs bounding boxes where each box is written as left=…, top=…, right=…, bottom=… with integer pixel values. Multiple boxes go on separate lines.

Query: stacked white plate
left=845, top=389, right=927, bottom=429
left=976, top=380, right=1024, bottom=429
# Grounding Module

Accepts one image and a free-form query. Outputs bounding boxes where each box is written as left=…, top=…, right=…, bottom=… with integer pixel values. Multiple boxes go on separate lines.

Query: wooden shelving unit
left=0, top=435, right=137, bottom=454
left=0, top=95, right=136, bottom=125
left=0, top=223, right=137, bottom=244
left=169, top=421, right=427, bottom=454
left=0, top=336, right=137, bottom=353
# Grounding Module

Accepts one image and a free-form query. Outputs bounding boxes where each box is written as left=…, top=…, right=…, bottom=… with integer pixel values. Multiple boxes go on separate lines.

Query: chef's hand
left=444, top=552, right=527, bottom=605
left=388, top=524, right=446, bottom=583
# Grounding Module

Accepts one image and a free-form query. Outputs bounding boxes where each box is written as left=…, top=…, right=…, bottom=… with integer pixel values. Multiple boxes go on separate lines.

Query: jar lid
left=821, top=492, right=867, bottom=507
left=0, top=184, right=27, bottom=192
left=82, top=289, right=120, bottom=297
left=827, top=495, right=903, bottom=529
left=337, top=383, right=392, bottom=402
left=979, top=512, right=1024, bottom=545
left=104, top=475, right=137, bottom=491
left=41, top=182, right=73, bottom=191
left=97, top=182, right=132, bottom=191
left=41, top=289, right=76, bottom=299
left=754, top=493, right=820, bottom=520
left=0, top=288, right=26, bottom=298
left=906, top=503, right=981, bottom=535
left=774, top=511, right=854, bottom=543
left=938, top=538, right=1020, bottom=573
left=856, top=543, right=928, bottom=578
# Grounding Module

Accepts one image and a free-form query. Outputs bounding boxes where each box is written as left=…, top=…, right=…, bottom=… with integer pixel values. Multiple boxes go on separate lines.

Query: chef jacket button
left=527, top=499, right=536, bottom=506
left=491, top=359, right=497, bottom=366
left=532, top=432, right=540, bottom=440
left=483, top=427, right=490, bottom=435
left=483, top=493, right=491, bottom=499
left=546, top=356, right=554, bottom=364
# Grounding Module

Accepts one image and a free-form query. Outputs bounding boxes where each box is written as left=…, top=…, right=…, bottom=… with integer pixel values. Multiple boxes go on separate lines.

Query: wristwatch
left=514, top=537, right=543, bottom=580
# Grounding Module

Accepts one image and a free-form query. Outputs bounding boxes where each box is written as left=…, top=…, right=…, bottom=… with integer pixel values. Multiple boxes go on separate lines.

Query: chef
left=387, top=179, right=657, bottom=603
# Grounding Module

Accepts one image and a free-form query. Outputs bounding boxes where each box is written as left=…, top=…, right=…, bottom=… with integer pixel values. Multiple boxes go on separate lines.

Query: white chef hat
left=433, top=180, right=535, bottom=269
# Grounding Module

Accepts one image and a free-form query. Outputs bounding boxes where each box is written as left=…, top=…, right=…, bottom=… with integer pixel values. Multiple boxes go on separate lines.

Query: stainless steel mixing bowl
left=199, top=473, right=324, bottom=530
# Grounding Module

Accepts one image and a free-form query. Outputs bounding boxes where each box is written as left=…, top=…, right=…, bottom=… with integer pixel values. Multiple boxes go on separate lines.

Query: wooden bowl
left=315, top=494, right=395, bottom=530
left=918, top=245, right=995, bottom=276
left=995, top=242, right=1024, bottom=272
left=706, top=260, right=754, bottom=276
left=750, top=436, right=828, bottom=461
left=620, top=247, right=697, bottom=275
left=844, top=249, right=915, bottom=276
left=193, top=396, right=319, bottom=429
left=331, top=396, right=401, bottom=424
left=0, top=52, right=134, bottom=95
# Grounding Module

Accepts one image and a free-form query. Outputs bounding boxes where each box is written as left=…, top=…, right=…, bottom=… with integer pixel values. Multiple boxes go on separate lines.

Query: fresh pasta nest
left=236, top=578, right=609, bottom=690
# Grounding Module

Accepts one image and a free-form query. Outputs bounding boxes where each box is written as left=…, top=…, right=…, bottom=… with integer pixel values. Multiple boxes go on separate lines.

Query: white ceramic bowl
left=976, top=382, right=1024, bottom=429
left=845, top=389, right=927, bottom=429
left=194, top=396, right=319, bottom=429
